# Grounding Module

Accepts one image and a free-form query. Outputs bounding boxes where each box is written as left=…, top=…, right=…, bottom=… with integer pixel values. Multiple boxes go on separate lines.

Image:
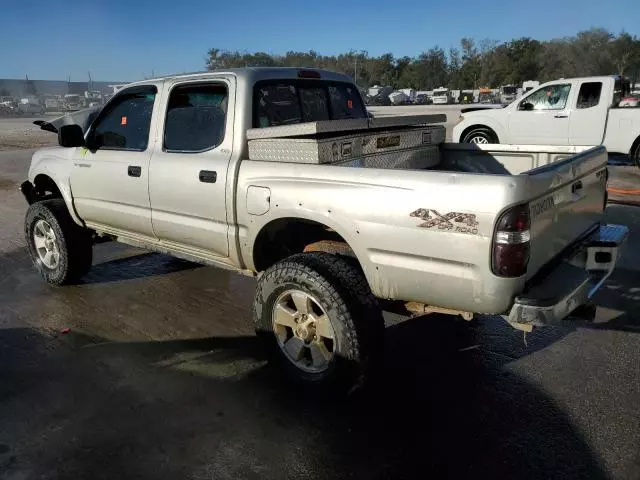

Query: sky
left=1, top=0, right=638, bottom=82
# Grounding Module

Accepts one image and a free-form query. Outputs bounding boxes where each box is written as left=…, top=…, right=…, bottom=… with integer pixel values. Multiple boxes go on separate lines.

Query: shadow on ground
left=0, top=315, right=613, bottom=480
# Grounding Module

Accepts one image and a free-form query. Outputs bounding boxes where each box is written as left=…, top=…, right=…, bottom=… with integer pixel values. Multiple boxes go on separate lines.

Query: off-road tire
left=253, top=252, right=384, bottom=389
left=462, top=126, right=498, bottom=144
left=25, top=199, right=93, bottom=285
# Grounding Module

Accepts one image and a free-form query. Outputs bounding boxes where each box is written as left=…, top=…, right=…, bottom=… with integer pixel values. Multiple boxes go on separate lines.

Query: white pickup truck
left=21, top=68, right=627, bottom=387
left=453, top=75, right=640, bottom=166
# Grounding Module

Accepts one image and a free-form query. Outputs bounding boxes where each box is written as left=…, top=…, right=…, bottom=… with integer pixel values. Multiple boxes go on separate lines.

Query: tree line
left=206, top=28, right=640, bottom=90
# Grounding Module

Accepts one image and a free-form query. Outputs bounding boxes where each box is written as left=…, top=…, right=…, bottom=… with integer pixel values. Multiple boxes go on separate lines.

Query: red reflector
left=297, top=70, right=321, bottom=79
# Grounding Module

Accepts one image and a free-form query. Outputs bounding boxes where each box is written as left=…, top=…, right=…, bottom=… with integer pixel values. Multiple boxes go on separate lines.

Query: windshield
left=502, top=86, right=517, bottom=95
left=433, top=90, right=448, bottom=97
left=254, top=80, right=367, bottom=127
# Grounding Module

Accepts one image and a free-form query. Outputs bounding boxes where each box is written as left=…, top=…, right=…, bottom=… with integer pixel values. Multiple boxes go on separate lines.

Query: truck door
left=508, top=83, right=573, bottom=144
left=568, top=81, right=607, bottom=145
left=69, top=85, right=158, bottom=238
left=148, top=78, right=234, bottom=257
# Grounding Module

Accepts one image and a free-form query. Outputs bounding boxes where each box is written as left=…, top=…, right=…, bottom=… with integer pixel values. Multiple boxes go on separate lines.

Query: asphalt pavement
left=0, top=148, right=639, bottom=480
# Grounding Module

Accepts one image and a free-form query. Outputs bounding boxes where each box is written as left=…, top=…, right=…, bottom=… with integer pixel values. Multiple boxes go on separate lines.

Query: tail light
left=492, top=204, right=530, bottom=277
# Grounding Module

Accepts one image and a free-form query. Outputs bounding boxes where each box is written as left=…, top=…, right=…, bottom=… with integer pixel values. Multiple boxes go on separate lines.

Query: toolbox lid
left=246, top=114, right=446, bottom=140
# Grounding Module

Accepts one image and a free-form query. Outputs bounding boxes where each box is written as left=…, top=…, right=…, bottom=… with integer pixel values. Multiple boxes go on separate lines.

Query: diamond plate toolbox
left=248, top=124, right=445, bottom=168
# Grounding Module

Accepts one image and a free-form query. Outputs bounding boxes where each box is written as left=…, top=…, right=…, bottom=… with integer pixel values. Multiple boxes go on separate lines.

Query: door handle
left=554, top=114, right=569, bottom=118
left=199, top=170, right=217, bottom=183
left=127, top=166, right=142, bottom=177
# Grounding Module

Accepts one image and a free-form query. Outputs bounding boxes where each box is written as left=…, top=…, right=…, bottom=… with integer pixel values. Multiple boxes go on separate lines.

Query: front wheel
left=253, top=253, right=384, bottom=389
left=25, top=199, right=93, bottom=285
left=462, top=127, right=498, bottom=144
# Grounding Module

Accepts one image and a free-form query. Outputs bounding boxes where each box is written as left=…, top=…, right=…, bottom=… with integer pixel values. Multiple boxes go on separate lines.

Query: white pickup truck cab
left=21, top=68, right=627, bottom=387
left=453, top=75, right=640, bottom=165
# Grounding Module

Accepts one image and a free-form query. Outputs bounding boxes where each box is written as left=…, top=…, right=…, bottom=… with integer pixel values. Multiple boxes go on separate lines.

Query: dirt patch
left=0, top=177, right=17, bottom=190
left=0, top=138, right=57, bottom=151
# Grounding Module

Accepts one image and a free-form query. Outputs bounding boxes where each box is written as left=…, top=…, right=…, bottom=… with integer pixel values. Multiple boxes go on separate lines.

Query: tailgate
left=525, top=146, right=608, bottom=279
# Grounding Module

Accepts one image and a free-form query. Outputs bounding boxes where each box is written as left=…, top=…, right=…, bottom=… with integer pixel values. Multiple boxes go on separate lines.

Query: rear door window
left=254, top=80, right=366, bottom=127
left=576, top=82, right=602, bottom=109
left=164, top=83, right=228, bottom=152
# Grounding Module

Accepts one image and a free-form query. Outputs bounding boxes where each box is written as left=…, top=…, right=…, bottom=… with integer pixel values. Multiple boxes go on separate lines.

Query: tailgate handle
left=571, top=180, right=583, bottom=194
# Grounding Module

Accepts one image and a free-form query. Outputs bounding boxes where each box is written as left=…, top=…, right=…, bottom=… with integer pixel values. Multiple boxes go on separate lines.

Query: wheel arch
left=252, top=217, right=361, bottom=273
left=630, top=134, right=640, bottom=158
left=26, top=172, right=84, bottom=227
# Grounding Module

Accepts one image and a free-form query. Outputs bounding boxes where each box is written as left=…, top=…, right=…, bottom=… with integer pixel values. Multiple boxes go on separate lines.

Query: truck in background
left=432, top=87, right=451, bottom=104
left=62, top=94, right=84, bottom=112
left=454, top=75, right=640, bottom=166
left=499, top=85, right=519, bottom=104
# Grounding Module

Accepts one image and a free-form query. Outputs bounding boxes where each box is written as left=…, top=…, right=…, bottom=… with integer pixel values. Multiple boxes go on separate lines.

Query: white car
left=453, top=76, right=640, bottom=166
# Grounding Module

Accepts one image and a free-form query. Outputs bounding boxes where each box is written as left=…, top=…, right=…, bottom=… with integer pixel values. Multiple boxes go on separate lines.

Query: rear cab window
left=253, top=80, right=366, bottom=128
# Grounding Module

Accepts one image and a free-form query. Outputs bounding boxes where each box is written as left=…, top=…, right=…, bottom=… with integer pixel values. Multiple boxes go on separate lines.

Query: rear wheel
left=25, top=199, right=93, bottom=285
left=253, top=253, right=384, bottom=389
left=462, top=127, right=498, bottom=144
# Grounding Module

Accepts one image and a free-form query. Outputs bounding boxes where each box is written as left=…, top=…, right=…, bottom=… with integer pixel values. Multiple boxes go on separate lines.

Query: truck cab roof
left=123, top=68, right=355, bottom=89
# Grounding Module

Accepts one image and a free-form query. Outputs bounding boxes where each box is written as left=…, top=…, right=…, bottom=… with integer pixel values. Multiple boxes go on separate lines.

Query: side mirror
left=58, top=124, right=85, bottom=148
left=519, top=102, right=534, bottom=111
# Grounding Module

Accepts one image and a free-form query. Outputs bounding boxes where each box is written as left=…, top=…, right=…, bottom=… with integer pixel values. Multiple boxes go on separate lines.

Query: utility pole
left=354, top=55, right=358, bottom=86
left=353, top=50, right=368, bottom=87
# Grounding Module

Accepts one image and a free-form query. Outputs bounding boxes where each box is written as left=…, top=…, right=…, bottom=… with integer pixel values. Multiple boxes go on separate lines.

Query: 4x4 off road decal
left=410, top=208, right=479, bottom=235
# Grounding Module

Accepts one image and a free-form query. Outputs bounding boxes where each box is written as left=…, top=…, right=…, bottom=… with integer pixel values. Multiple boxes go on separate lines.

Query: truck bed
left=237, top=143, right=607, bottom=313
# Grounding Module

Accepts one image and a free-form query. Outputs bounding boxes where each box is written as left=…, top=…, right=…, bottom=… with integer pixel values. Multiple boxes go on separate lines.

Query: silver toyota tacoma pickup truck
left=21, top=68, right=627, bottom=386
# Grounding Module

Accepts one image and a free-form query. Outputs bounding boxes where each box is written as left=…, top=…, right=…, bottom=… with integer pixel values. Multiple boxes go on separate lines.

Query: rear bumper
left=507, top=224, right=628, bottom=329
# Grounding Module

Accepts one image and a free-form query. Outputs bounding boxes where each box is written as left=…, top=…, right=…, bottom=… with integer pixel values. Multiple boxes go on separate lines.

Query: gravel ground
left=0, top=116, right=58, bottom=151
left=0, top=148, right=639, bottom=479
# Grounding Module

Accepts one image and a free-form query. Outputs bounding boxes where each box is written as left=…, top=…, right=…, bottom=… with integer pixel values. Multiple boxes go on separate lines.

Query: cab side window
left=90, top=86, right=157, bottom=151
left=164, top=84, right=228, bottom=152
left=520, top=84, right=571, bottom=111
left=577, top=82, right=602, bottom=109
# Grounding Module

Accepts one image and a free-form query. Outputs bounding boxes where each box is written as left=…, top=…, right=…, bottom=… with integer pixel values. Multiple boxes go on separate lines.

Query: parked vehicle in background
left=432, top=87, right=451, bottom=104
left=0, top=97, right=18, bottom=115
left=389, top=90, right=410, bottom=105
left=22, top=68, right=627, bottom=388
left=478, top=87, right=495, bottom=104
left=454, top=75, right=640, bottom=167
left=522, top=80, right=540, bottom=93
left=499, top=85, right=518, bottom=104
left=19, top=97, right=45, bottom=115
left=399, top=88, right=416, bottom=103
left=62, top=94, right=84, bottom=111
left=460, top=90, right=474, bottom=104
left=414, top=93, right=432, bottom=105
left=44, top=97, right=61, bottom=112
